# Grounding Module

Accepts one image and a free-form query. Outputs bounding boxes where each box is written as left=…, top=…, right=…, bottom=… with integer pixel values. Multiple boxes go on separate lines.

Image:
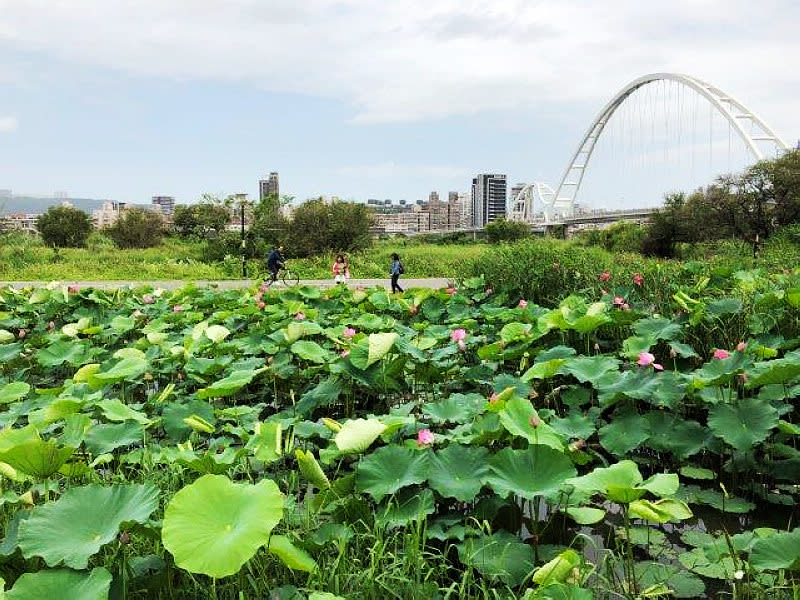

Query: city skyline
left=2, top=2, right=799, bottom=209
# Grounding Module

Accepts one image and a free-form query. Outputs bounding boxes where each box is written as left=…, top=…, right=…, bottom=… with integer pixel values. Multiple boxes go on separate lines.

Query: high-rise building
left=471, top=174, right=507, bottom=227
left=151, top=196, right=175, bottom=216
left=258, top=172, right=279, bottom=200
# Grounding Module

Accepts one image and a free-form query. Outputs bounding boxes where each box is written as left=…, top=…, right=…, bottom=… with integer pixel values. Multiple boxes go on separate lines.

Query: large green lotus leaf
left=162, top=475, right=283, bottom=579
left=746, top=358, right=800, bottom=388
left=92, top=357, right=148, bottom=384
left=561, top=356, right=621, bottom=383
left=247, top=421, right=282, bottom=463
left=750, top=528, right=800, bottom=571
left=634, top=317, right=682, bottom=343
left=487, top=445, right=575, bottom=501
left=96, top=398, right=151, bottom=425
left=457, top=531, right=534, bottom=586
left=204, top=324, right=231, bottom=343
left=290, top=340, right=329, bottom=364
left=376, top=487, right=435, bottom=528
left=268, top=535, right=317, bottom=572
left=355, top=445, right=430, bottom=501
left=198, top=368, right=263, bottom=399
left=6, top=567, right=112, bottom=600
left=708, top=398, right=778, bottom=452
left=498, top=397, right=564, bottom=450
left=566, top=460, right=644, bottom=504
left=427, top=445, right=489, bottom=501
left=423, top=393, right=485, bottom=424
left=19, top=484, right=159, bottom=569
left=334, top=418, right=387, bottom=454
left=532, top=548, right=581, bottom=586
left=0, top=382, right=30, bottom=404
left=37, top=340, right=90, bottom=367
left=598, top=411, right=649, bottom=456
left=84, top=422, right=144, bottom=455
left=0, top=440, right=75, bottom=478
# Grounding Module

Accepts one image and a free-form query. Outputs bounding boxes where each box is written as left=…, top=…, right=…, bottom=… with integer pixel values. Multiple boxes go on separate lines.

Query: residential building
left=258, top=172, right=279, bottom=200
left=471, top=173, right=507, bottom=227
left=151, top=196, right=176, bottom=217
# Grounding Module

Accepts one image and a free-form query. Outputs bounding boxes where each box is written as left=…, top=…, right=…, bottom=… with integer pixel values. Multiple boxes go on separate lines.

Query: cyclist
left=266, top=245, right=285, bottom=283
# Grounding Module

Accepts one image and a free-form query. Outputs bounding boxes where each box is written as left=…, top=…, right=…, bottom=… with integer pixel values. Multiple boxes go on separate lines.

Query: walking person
left=332, top=254, right=350, bottom=284
left=390, top=252, right=404, bottom=293
left=266, top=245, right=285, bottom=284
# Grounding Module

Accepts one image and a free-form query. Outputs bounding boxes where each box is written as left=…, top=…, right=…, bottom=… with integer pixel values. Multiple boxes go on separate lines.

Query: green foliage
left=105, top=207, right=165, bottom=249
left=35, top=205, right=93, bottom=248
left=485, top=218, right=531, bottom=243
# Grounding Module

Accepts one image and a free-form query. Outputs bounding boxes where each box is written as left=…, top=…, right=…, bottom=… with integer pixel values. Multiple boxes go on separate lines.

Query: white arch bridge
left=510, top=72, right=790, bottom=224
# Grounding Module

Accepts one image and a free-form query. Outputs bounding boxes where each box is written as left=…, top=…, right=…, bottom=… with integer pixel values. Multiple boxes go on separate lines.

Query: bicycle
left=266, top=264, right=300, bottom=288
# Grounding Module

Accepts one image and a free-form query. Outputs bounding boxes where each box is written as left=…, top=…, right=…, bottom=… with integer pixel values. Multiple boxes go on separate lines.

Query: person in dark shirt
left=266, top=245, right=285, bottom=283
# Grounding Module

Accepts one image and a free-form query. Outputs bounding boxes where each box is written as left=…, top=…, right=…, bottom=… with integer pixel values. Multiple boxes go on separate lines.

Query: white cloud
left=0, top=116, right=18, bottom=132
left=0, top=0, right=798, bottom=137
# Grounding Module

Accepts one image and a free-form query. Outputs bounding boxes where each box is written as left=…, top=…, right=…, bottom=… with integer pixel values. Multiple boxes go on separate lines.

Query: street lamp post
left=235, top=193, right=248, bottom=279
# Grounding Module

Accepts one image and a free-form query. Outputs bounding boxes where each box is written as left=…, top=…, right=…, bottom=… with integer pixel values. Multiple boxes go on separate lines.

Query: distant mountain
left=0, top=196, right=106, bottom=215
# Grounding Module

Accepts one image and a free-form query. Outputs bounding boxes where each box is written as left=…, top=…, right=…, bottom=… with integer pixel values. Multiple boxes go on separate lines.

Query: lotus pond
left=0, top=272, right=800, bottom=599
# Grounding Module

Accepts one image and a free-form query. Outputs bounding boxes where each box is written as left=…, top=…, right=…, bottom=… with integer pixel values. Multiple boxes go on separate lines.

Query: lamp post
left=235, top=193, right=248, bottom=278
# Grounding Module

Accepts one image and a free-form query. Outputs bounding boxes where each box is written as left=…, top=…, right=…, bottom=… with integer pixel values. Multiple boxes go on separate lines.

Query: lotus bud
left=322, top=418, right=342, bottom=432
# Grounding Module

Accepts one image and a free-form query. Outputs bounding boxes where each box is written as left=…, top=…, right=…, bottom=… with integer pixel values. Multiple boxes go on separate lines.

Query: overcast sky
left=1, top=0, right=798, bottom=208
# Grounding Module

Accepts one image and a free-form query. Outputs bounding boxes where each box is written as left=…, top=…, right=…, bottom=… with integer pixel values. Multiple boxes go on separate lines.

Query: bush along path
left=0, top=271, right=799, bottom=598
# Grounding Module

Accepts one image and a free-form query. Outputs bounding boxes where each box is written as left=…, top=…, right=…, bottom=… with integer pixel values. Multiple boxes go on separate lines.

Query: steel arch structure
left=548, top=72, right=789, bottom=219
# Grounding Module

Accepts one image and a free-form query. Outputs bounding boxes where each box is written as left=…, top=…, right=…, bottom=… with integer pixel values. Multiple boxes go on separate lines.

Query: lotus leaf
left=376, top=487, right=435, bottom=528
left=427, top=445, right=489, bottom=501
left=708, top=398, right=778, bottom=452
left=487, top=445, right=576, bottom=501
left=498, top=397, right=565, bottom=450
left=6, top=567, right=112, bottom=600
left=162, top=475, right=283, bottom=579
left=457, top=531, right=534, bottom=586
left=290, top=340, right=329, bottom=363
left=198, top=368, right=263, bottom=398
left=0, top=382, right=29, bottom=404
left=334, top=418, right=387, bottom=454
left=268, top=535, right=317, bottom=572
left=19, top=484, right=159, bottom=568
left=355, top=445, right=430, bottom=501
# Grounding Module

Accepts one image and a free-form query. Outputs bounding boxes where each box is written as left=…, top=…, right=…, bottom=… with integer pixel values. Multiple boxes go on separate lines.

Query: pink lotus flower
left=258, top=301, right=266, bottom=310
left=632, top=273, right=644, bottom=286
left=343, top=327, right=356, bottom=339
left=295, top=312, right=306, bottom=320
left=142, top=294, right=154, bottom=305
left=172, top=305, right=182, bottom=313
left=637, top=352, right=655, bottom=366
left=451, top=328, right=467, bottom=342
left=599, top=271, right=611, bottom=281
left=736, top=341, right=747, bottom=352
left=613, top=296, right=625, bottom=307
left=713, top=348, right=730, bottom=360
left=340, top=349, right=350, bottom=358
left=417, top=429, right=434, bottom=446
left=67, top=284, right=79, bottom=294
left=529, top=415, right=541, bottom=428
left=518, top=299, right=528, bottom=309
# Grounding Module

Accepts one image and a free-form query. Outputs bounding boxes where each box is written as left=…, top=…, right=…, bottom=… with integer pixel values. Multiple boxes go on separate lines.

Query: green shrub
left=35, top=205, right=93, bottom=248
left=105, top=208, right=165, bottom=249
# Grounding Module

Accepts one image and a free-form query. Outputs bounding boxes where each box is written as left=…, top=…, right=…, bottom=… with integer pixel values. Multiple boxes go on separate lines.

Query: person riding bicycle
left=266, top=245, right=286, bottom=283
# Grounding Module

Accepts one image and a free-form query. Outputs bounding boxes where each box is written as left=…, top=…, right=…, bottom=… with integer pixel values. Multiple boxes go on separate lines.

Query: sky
left=1, top=0, right=798, bottom=210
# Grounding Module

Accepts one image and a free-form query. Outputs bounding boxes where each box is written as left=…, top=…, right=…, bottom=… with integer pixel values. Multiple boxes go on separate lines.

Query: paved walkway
left=0, top=278, right=452, bottom=291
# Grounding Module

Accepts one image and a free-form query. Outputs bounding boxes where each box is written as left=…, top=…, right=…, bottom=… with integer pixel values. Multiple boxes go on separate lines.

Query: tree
left=485, top=218, right=530, bottom=243
left=173, top=203, right=231, bottom=238
left=105, top=208, right=164, bottom=249
left=36, top=205, right=93, bottom=248
left=280, top=199, right=373, bottom=257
